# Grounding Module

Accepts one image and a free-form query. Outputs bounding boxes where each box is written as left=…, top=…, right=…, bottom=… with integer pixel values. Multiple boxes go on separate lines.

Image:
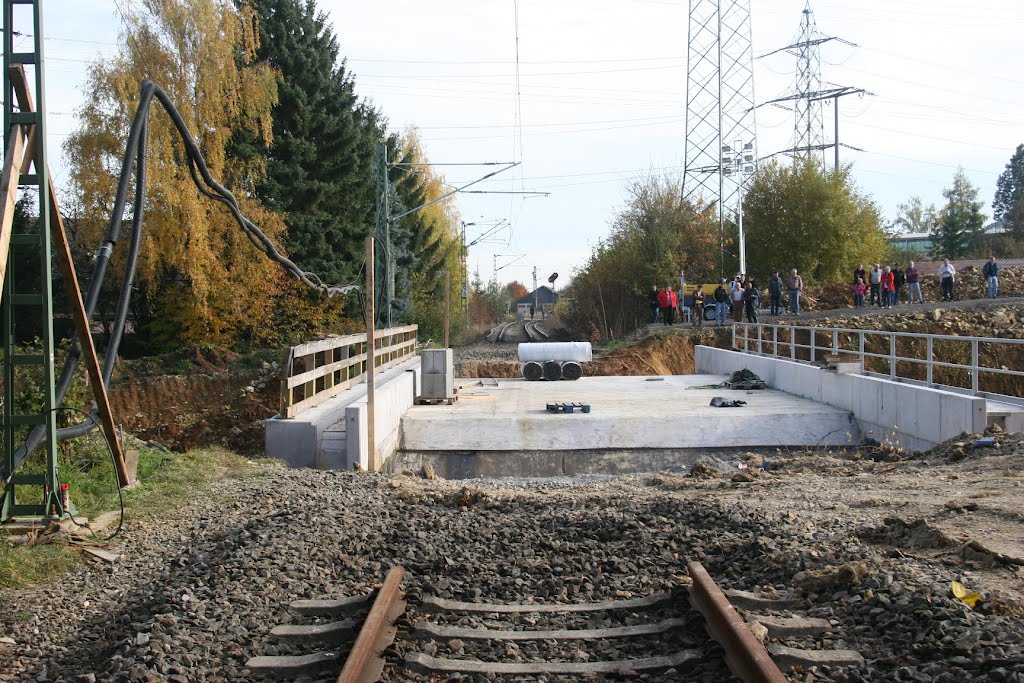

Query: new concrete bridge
left=266, top=323, right=1024, bottom=477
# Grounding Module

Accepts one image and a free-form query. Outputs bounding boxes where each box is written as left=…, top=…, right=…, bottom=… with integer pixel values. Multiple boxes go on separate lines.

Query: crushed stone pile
left=3, top=466, right=1023, bottom=682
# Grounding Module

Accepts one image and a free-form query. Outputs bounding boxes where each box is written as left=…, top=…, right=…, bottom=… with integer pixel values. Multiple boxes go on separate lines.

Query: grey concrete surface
left=398, top=375, right=857, bottom=464
left=696, top=346, right=988, bottom=452
left=265, top=357, right=420, bottom=470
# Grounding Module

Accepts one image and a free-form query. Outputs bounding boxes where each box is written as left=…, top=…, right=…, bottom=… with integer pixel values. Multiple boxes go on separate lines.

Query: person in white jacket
left=939, top=258, right=956, bottom=301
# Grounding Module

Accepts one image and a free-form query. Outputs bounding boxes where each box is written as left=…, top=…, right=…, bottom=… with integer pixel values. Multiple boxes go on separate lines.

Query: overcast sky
left=34, top=0, right=1024, bottom=288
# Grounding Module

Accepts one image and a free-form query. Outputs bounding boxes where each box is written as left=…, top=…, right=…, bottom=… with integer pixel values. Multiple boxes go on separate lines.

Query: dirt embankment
left=108, top=347, right=279, bottom=454
left=457, top=330, right=702, bottom=379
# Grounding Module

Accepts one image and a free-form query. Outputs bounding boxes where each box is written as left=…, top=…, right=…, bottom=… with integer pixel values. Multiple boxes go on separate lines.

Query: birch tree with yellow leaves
left=65, top=0, right=284, bottom=351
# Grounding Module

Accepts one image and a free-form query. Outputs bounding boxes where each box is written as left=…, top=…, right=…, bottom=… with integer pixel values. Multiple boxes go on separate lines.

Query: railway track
left=493, top=320, right=517, bottom=342
left=247, top=561, right=863, bottom=682
left=491, top=319, right=549, bottom=343
left=524, top=319, right=549, bottom=341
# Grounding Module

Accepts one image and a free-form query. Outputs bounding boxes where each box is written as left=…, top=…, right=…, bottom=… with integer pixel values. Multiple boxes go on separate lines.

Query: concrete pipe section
left=543, top=360, right=563, bottom=381
left=518, top=342, right=592, bottom=363
left=519, top=342, right=591, bottom=381
left=560, top=361, right=583, bottom=381
left=521, top=361, right=544, bottom=381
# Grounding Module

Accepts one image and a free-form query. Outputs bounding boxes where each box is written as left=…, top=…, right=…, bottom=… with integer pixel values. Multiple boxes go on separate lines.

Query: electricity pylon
left=682, top=0, right=758, bottom=275
left=758, top=0, right=869, bottom=168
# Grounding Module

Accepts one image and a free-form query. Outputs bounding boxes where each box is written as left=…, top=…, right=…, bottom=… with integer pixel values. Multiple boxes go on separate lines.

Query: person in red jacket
left=880, top=266, right=896, bottom=309
left=657, top=285, right=677, bottom=326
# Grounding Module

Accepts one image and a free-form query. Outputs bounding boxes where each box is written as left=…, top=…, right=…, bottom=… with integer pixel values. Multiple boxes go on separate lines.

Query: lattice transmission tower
left=758, top=1, right=868, bottom=167
left=682, top=0, right=758, bottom=274
left=793, top=3, right=826, bottom=163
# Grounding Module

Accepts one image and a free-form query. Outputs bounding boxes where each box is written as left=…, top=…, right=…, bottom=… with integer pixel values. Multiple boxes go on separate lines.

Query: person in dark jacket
left=742, top=281, right=759, bottom=323
left=983, top=256, right=1000, bottom=298
left=713, top=280, right=729, bottom=325
left=692, top=285, right=705, bottom=329
left=648, top=285, right=660, bottom=324
left=768, top=271, right=783, bottom=315
left=906, top=261, right=923, bottom=303
left=853, top=263, right=866, bottom=285
left=892, top=263, right=906, bottom=304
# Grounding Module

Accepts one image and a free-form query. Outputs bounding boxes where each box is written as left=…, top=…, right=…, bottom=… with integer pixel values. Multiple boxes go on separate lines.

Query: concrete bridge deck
left=395, top=375, right=857, bottom=477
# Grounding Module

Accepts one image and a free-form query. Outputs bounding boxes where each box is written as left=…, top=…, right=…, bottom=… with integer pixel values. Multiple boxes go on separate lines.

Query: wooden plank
left=286, top=324, right=414, bottom=360
left=413, top=617, right=685, bottom=641
left=405, top=650, right=701, bottom=675
left=290, top=594, right=372, bottom=616
left=279, top=347, right=294, bottom=417
left=9, top=64, right=131, bottom=486
left=9, top=65, right=35, bottom=175
left=287, top=353, right=367, bottom=389
left=79, top=545, right=120, bottom=563
left=337, top=566, right=405, bottom=683
left=246, top=652, right=338, bottom=675
left=420, top=592, right=671, bottom=614
left=271, top=619, right=356, bottom=643
left=290, top=332, right=366, bottom=359
left=0, top=125, right=25, bottom=288
left=364, top=235, right=376, bottom=473
left=284, top=375, right=359, bottom=418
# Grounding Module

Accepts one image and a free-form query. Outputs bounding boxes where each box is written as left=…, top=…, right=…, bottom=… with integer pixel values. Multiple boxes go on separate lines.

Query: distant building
left=887, top=220, right=1006, bottom=255
left=888, top=231, right=933, bottom=254
left=514, top=286, right=559, bottom=319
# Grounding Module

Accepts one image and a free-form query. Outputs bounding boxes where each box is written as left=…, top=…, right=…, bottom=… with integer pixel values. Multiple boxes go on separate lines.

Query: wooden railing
left=279, top=325, right=418, bottom=418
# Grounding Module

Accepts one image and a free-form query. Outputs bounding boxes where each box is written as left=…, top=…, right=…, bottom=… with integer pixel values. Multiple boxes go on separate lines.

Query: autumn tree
left=743, top=160, right=886, bottom=284
left=506, top=281, right=529, bottom=300
left=934, top=168, right=986, bottom=259
left=389, top=132, right=465, bottom=341
left=65, top=0, right=283, bottom=351
left=888, top=196, right=938, bottom=235
left=563, top=174, right=718, bottom=339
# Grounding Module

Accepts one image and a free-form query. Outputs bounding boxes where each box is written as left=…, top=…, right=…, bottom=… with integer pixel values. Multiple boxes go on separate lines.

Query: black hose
left=2, top=80, right=359, bottom=482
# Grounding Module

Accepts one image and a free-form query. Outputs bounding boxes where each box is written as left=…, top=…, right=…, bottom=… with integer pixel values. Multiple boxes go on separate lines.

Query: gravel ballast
left=2, top=460, right=1023, bottom=682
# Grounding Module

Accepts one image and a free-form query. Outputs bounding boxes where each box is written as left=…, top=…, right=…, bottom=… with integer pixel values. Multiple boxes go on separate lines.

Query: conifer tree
left=241, top=0, right=383, bottom=286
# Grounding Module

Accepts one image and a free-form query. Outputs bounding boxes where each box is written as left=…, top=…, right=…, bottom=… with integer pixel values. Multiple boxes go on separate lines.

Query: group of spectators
left=648, top=268, right=808, bottom=328
left=851, top=256, right=1001, bottom=308
left=646, top=256, right=1004, bottom=329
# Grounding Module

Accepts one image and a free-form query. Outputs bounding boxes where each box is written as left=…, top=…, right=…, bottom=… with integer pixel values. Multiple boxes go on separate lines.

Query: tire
left=703, top=305, right=717, bottom=321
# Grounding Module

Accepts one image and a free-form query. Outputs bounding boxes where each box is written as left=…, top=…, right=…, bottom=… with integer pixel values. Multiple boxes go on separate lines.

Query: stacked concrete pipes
left=518, top=342, right=592, bottom=381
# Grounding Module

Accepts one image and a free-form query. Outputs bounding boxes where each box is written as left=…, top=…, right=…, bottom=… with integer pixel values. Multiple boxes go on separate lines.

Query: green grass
left=1, top=443, right=259, bottom=589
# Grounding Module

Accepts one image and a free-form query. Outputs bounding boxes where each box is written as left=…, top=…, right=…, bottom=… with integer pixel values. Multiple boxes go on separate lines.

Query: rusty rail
left=687, top=561, right=787, bottom=683
left=337, top=566, right=406, bottom=683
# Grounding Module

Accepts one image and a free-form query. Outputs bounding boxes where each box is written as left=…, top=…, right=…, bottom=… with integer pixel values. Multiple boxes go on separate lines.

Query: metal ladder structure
left=1, top=0, right=62, bottom=520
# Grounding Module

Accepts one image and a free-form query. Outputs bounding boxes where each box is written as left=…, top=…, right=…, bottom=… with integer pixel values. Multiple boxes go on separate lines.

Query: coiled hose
left=2, top=80, right=360, bottom=482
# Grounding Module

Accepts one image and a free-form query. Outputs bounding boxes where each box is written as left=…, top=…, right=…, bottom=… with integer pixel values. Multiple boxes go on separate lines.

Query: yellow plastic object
left=951, top=581, right=981, bottom=608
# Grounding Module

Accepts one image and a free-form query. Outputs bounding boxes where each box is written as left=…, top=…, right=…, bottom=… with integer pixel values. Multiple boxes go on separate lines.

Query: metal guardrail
left=279, top=325, right=418, bottom=418
left=732, top=322, right=1024, bottom=405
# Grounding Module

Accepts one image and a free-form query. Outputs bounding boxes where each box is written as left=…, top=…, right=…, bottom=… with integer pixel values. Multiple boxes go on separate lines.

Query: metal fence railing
left=732, top=322, right=1024, bottom=405
left=279, top=325, right=418, bottom=418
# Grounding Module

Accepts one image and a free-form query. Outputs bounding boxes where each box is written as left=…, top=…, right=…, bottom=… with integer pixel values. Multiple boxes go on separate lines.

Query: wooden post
left=364, top=235, right=376, bottom=471
left=48, top=171, right=131, bottom=485
left=443, top=269, right=450, bottom=349
left=0, top=126, right=25, bottom=287
left=9, top=65, right=131, bottom=485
